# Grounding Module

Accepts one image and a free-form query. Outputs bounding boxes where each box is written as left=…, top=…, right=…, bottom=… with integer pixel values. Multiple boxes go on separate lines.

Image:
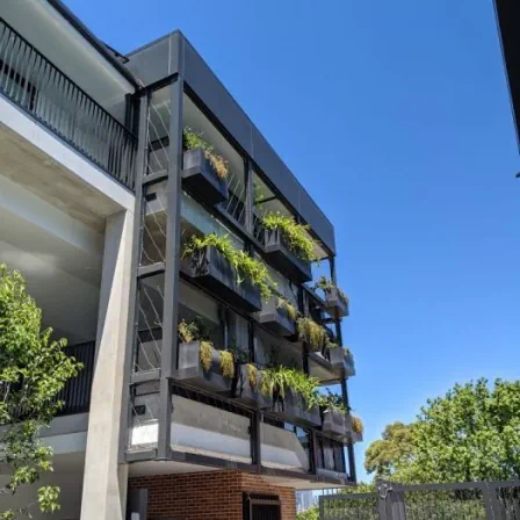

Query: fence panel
left=319, top=480, right=520, bottom=520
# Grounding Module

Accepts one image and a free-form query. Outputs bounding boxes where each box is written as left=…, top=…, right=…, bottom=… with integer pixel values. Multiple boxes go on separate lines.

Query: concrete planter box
left=254, top=296, right=296, bottom=337
left=184, top=245, right=262, bottom=313
left=321, top=408, right=348, bottom=439
left=324, top=287, right=349, bottom=318
left=233, top=365, right=273, bottom=409
left=345, top=415, right=363, bottom=444
left=182, top=148, right=228, bottom=206
left=270, top=389, right=321, bottom=428
left=263, top=228, right=312, bottom=283
left=175, top=341, right=233, bottom=394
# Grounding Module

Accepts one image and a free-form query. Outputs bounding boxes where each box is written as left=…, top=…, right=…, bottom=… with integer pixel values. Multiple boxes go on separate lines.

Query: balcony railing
left=0, top=19, right=137, bottom=191
left=56, top=341, right=95, bottom=416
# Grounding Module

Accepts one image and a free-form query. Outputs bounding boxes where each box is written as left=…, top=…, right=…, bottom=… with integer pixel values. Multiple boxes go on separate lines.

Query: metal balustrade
left=0, top=18, right=137, bottom=191
left=56, top=341, right=96, bottom=416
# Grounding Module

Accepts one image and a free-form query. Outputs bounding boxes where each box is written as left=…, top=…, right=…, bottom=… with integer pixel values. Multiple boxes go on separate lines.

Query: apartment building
left=0, top=2, right=359, bottom=519
left=495, top=0, right=520, bottom=146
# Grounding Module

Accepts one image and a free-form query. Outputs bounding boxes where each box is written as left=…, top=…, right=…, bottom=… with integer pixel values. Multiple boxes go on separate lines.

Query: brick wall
left=129, top=470, right=296, bottom=520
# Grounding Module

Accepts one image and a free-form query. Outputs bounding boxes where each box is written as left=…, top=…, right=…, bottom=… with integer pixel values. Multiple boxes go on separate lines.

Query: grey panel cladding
left=125, top=32, right=336, bottom=253
left=182, top=39, right=254, bottom=156
left=126, top=33, right=181, bottom=87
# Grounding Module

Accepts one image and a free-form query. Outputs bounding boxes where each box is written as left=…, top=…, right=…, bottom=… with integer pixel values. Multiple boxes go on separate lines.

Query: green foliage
left=364, top=421, right=415, bottom=479
left=0, top=265, right=82, bottom=519
left=317, top=390, right=349, bottom=415
left=296, top=506, right=319, bottom=520
left=262, top=212, right=318, bottom=262
left=183, top=233, right=275, bottom=300
left=183, top=127, right=229, bottom=180
left=276, top=296, right=300, bottom=321
left=314, top=276, right=349, bottom=305
left=365, top=378, right=520, bottom=484
left=261, top=365, right=320, bottom=408
left=296, top=317, right=329, bottom=351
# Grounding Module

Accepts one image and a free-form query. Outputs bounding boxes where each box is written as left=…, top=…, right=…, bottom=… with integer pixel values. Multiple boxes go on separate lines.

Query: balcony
left=56, top=341, right=95, bottom=416
left=0, top=20, right=137, bottom=191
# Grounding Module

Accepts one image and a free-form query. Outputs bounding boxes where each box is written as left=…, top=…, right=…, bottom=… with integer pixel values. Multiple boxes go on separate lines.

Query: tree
left=0, top=265, right=82, bottom=519
left=364, top=422, right=415, bottom=479
left=405, top=378, right=520, bottom=483
left=296, top=506, right=319, bottom=520
left=365, top=379, right=520, bottom=484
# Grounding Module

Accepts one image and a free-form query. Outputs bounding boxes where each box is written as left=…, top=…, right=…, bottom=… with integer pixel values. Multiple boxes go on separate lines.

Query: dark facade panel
left=126, top=32, right=336, bottom=253
left=126, top=33, right=181, bottom=87
left=495, top=0, right=520, bottom=147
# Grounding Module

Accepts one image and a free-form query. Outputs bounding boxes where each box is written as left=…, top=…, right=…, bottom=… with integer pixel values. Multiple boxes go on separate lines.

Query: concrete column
left=80, top=209, right=134, bottom=520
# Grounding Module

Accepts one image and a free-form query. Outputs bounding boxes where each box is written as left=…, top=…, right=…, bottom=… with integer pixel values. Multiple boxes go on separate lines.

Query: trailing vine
left=314, top=276, right=349, bottom=305
left=352, top=416, right=364, bottom=435
left=220, top=351, right=235, bottom=379
left=183, top=233, right=275, bottom=300
left=296, top=317, right=329, bottom=351
left=276, top=296, right=300, bottom=321
left=262, top=212, right=318, bottom=263
left=183, top=126, right=229, bottom=180
left=246, top=363, right=259, bottom=389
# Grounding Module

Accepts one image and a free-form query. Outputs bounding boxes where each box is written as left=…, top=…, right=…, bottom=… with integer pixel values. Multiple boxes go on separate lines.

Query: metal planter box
left=325, top=347, right=356, bottom=377
left=254, top=296, right=296, bottom=337
left=184, top=245, right=262, bottom=313
left=182, top=148, right=228, bottom=206
left=175, top=340, right=233, bottom=394
left=321, top=408, right=347, bottom=439
left=233, top=365, right=273, bottom=409
left=324, top=287, right=349, bottom=318
left=263, top=228, right=312, bottom=283
left=270, top=389, right=321, bottom=428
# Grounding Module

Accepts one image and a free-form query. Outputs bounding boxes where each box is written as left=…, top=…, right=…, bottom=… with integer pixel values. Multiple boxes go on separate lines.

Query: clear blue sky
left=66, top=0, right=520, bottom=481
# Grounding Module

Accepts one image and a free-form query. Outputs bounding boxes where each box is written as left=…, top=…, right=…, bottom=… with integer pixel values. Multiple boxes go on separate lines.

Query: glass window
left=147, top=86, right=171, bottom=176
left=140, top=181, right=168, bottom=267
left=129, top=383, right=159, bottom=449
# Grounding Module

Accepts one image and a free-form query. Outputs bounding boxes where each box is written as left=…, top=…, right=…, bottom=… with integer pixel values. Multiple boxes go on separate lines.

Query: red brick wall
left=129, top=470, right=296, bottom=520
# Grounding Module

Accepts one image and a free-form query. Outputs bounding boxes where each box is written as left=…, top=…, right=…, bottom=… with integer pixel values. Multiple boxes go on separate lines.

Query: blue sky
left=66, top=0, right=520, bottom=481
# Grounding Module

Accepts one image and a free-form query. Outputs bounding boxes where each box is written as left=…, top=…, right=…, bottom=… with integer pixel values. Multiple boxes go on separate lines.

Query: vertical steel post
left=118, top=92, right=149, bottom=464
left=157, top=75, right=184, bottom=460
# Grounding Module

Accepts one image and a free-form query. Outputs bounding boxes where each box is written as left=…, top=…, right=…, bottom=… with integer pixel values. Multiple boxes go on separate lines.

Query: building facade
left=0, top=2, right=359, bottom=519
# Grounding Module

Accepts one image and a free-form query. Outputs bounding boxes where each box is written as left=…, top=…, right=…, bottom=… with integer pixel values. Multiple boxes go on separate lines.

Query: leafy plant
left=296, top=317, right=328, bottom=350
left=352, top=416, right=364, bottom=435
left=220, top=350, right=235, bottom=379
left=183, top=233, right=275, bottom=300
left=246, top=363, right=259, bottom=388
left=183, top=127, right=229, bottom=180
left=261, top=365, right=320, bottom=408
left=314, top=276, right=349, bottom=305
left=0, top=265, right=82, bottom=519
left=318, top=390, right=349, bottom=415
left=178, top=319, right=199, bottom=344
left=262, top=212, right=318, bottom=262
left=275, top=296, right=300, bottom=321
left=199, top=340, right=214, bottom=372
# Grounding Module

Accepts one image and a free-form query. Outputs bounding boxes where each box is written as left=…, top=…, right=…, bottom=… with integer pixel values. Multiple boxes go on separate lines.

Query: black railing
left=56, top=341, right=96, bottom=416
left=0, top=19, right=137, bottom=191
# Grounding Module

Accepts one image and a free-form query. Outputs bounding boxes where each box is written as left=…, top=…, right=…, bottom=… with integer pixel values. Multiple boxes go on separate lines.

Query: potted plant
left=349, top=415, right=364, bottom=443
left=182, top=233, right=275, bottom=313
left=296, top=316, right=329, bottom=351
left=262, top=366, right=321, bottom=427
left=175, top=319, right=235, bottom=393
left=182, top=127, right=229, bottom=205
left=314, top=276, right=349, bottom=318
left=233, top=362, right=273, bottom=410
left=260, top=213, right=316, bottom=283
left=254, top=296, right=298, bottom=337
left=318, top=391, right=350, bottom=440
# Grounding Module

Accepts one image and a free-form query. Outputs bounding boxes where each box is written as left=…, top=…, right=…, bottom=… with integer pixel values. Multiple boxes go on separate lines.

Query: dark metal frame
left=320, top=479, right=520, bottom=520
left=120, top=63, right=356, bottom=487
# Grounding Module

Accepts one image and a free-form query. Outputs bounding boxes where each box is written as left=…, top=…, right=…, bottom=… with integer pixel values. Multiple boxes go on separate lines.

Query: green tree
left=404, top=378, right=520, bottom=483
left=296, top=506, right=319, bottom=520
left=364, top=421, right=415, bottom=479
left=365, top=379, right=520, bottom=484
left=0, top=265, right=82, bottom=519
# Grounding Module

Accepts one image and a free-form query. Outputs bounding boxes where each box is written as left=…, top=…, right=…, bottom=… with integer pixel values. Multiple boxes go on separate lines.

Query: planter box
left=321, top=408, right=348, bottom=439
left=270, top=389, right=321, bottom=428
left=183, top=245, right=262, bottom=313
left=345, top=415, right=363, bottom=443
left=182, top=148, right=228, bottom=206
left=263, top=228, right=312, bottom=283
left=325, top=347, right=356, bottom=377
left=233, top=365, right=273, bottom=409
left=254, top=296, right=296, bottom=337
left=175, top=341, right=233, bottom=394
left=324, top=287, right=349, bottom=318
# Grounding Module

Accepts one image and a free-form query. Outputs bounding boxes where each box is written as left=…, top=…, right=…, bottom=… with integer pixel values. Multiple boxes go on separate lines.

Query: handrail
left=0, top=18, right=137, bottom=191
